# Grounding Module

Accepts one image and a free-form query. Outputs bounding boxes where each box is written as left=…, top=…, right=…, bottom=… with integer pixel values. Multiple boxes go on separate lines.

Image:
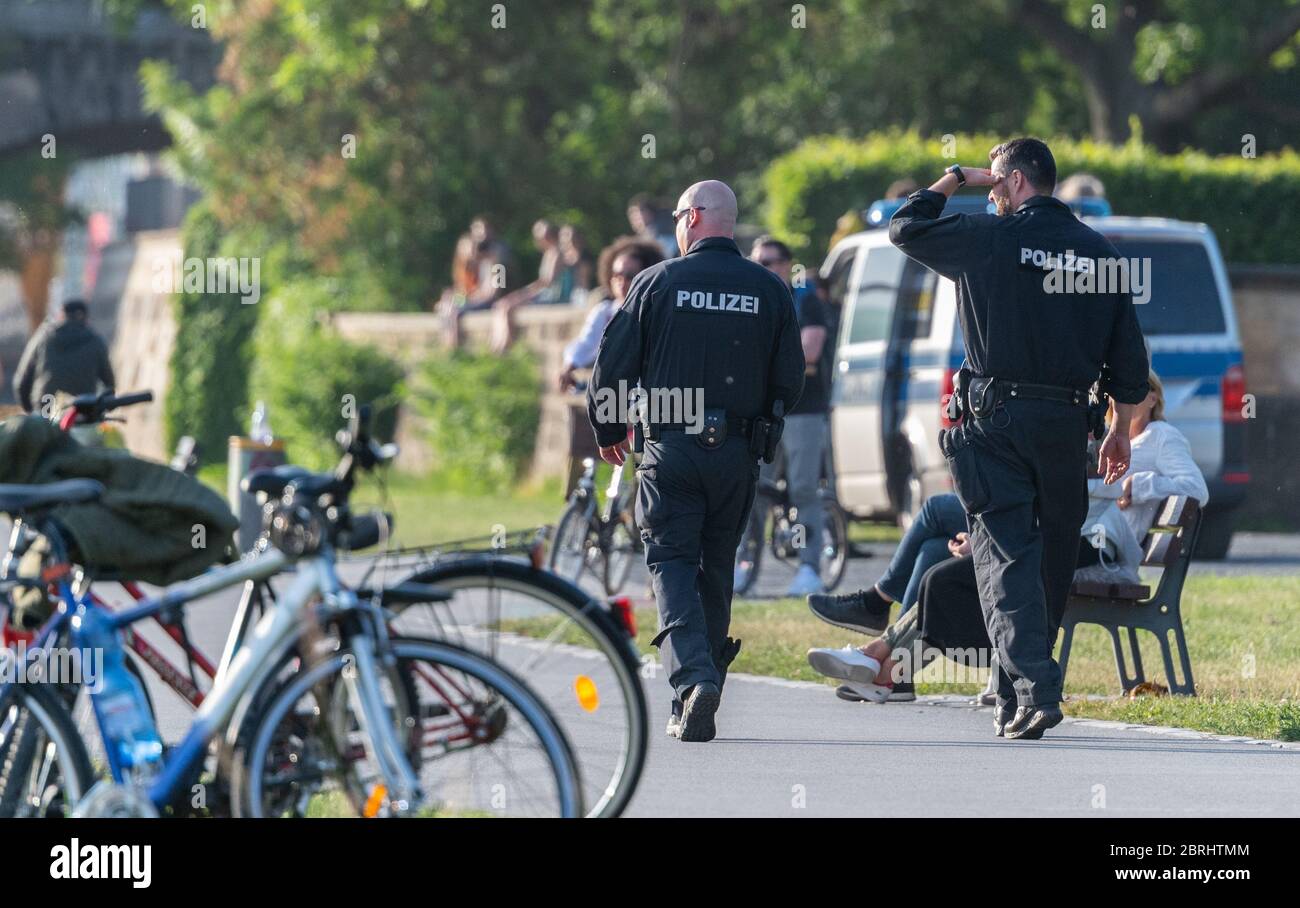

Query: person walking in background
left=736, top=236, right=830, bottom=597
left=14, top=299, right=115, bottom=415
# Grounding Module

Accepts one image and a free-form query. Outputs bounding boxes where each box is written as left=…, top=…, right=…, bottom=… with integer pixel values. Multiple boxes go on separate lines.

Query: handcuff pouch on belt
left=966, top=375, right=998, bottom=420
left=749, top=401, right=785, bottom=464
left=696, top=409, right=728, bottom=451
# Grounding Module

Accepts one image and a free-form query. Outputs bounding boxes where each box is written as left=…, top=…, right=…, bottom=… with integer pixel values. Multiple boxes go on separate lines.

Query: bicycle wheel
left=384, top=557, right=647, bottom=818
left=819, top=500, right=849, bottom=592
left=239, top=638, right=583, bottom=818
left=734, top=512, right=766, bottom=597
left=550, top=502, right=597, bottom=585
left=0, top=681, right=95, bottom=818
left=603, top=513, right=638, bottom=596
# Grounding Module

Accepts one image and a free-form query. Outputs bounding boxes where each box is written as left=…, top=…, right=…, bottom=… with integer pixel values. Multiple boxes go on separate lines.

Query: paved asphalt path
left=12, top=521, right=1299, bottom=817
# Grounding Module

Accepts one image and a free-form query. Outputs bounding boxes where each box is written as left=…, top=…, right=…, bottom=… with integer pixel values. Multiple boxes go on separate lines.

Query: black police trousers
left=941, top=398, right=1089, bottom=709
left=637, top=432, right=758, bottom=714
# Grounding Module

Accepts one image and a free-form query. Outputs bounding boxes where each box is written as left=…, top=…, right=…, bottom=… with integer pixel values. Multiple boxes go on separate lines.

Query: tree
left=1017, top=0, right=1300, bottom=149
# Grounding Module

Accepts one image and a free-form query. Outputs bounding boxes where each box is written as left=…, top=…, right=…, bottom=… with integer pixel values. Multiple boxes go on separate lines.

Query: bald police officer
left=588, top=180, right=805, bottom=742
left=889, top=138, right=1149, bottom=740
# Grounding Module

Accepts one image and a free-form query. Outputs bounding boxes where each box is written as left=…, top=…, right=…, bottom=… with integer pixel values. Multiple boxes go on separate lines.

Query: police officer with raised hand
left=889, top=138, right=1149, bottom=740
left=588, top=180, right=805, bottom=743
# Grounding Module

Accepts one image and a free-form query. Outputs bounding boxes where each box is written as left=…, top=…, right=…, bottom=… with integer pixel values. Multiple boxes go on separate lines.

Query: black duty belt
left=646, top=417, right=753, bottom=443
left=992, top=378, right=1088, bottom=407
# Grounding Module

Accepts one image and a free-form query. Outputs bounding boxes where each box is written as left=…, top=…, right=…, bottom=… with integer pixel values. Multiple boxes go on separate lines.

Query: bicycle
left=549, top=455, right=640, bottom=596
left=733, top=474, right=849, bottom=597
left=0, top=410, right=584, bottom=818
left=7, top=396, right=645, bottom=817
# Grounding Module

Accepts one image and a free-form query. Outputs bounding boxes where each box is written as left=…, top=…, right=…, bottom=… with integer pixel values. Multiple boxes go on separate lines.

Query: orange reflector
left=574, top=675, right=599, bottom=712
left=363, top=784, right=388, bottom=818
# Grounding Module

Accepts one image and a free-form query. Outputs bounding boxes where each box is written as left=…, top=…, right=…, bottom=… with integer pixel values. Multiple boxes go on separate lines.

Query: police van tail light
left=940, top=368, right=959, bottom=428
left=1222, top=364, right=1247, bottom=424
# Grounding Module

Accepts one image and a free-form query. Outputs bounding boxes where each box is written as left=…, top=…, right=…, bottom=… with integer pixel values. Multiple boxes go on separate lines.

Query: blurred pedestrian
left=14, top=299, right=115, bottom=415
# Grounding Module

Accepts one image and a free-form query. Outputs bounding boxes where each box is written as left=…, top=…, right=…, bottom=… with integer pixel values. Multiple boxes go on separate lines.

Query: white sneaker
left=786, top=564, right=824, bottom=597
left=834, top=680, right=894, bottom=703
left=806, top=645, right=882, bottom=684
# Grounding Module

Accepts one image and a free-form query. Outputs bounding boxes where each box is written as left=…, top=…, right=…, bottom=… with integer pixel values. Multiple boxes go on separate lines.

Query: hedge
left=164, top=202, right=260, bottom=462
left=412, top=347, right=541, bottom=493
left=762, top=131, right=1300, bottom=265
left=248, top=278, right=404, bottom=471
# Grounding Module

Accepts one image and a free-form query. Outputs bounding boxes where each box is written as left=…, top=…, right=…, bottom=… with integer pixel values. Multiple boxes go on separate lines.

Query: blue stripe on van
left=935, top=349, right=1240, bottom=385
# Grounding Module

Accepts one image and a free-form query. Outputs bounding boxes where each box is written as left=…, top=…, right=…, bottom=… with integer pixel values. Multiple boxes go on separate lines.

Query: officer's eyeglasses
left=671, top=206, right=706, bottom=223
left=757, top=257, right=789, bottom=268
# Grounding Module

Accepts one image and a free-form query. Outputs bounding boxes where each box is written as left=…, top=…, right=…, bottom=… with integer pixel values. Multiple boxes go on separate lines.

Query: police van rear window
left=1107, top=238, right=1226, bottom=336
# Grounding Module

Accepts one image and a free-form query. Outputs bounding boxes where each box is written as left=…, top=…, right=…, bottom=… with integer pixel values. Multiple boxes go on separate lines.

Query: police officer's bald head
left=673, top=180, right=738, bottom=254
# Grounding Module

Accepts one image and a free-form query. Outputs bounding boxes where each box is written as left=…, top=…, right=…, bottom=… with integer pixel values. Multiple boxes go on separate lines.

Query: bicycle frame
left=11, top=544, right=420, bottom=812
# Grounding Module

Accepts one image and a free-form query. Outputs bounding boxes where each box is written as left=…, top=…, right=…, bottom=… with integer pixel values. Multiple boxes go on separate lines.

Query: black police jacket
left=586, top=236, right=805, bottom=448
left=889, top=190, right=1149, bottom=404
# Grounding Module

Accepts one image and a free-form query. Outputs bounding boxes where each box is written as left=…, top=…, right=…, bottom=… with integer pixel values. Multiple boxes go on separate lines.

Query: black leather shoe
left=807, top=590, right=891, bottom=635
left=679, top=682, right=721, bottom=742
left=1004, top=704, right=1064, bottom=740
left=993, top=707, right=1015, bottom=737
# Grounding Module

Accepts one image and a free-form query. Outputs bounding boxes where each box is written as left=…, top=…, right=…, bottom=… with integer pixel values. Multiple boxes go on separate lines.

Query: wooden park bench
left=1058, top=495, right=1202, bottom=696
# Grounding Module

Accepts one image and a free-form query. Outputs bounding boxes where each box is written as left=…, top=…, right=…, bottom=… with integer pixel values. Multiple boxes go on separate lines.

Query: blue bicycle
left=0, top=411, right=583, bottom=818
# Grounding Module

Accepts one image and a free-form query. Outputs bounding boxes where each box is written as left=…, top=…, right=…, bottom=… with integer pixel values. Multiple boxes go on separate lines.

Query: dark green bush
left=164, top=202, right=261, bottom=462
left=412, top=347, right=541, bottom=492
left=249, top=279, right=404, bottom=470
left=763, top=131, right=1300, bottom=265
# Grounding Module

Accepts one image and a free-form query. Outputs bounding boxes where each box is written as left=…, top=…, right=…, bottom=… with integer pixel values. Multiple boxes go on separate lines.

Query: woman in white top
left=1076, top=369, right=1208, bottom=584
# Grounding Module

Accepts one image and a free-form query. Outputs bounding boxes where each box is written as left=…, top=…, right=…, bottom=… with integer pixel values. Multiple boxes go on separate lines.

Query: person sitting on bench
left=807, top=368, right=1207, bottom=703
left=806, top=492, right=967, bottom=638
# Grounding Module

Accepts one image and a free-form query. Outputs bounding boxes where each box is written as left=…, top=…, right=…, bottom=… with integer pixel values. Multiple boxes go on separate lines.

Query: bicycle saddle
left=0, top=479, right=105, bottom=515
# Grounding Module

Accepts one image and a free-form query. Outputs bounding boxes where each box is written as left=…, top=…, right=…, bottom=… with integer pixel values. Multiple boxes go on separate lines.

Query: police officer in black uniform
left=588, top=180, right=805, bottom=743
left=889, top=138, right=1149, bottom=740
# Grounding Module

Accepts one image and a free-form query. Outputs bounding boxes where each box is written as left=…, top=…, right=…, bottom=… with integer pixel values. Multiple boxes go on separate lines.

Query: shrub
left=249, top=278, right=404, bottom=470
left=164, top=202, right=260, bottom=461
left=412, top=347, right=541, bottom=492
left=762, top=130, right=1300, bottom=265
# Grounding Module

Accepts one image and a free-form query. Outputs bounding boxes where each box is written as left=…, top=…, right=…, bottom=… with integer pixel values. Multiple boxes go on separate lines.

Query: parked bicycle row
left=1, top=392, right=649, bottom=818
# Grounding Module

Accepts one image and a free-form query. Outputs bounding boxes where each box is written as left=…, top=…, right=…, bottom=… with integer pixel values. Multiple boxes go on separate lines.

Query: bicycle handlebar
left=61, top=389, right=155, bottom=428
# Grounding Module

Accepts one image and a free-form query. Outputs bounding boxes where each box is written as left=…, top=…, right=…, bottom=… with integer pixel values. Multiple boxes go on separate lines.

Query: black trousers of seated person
left=915, top=541, right=1103, bottom=659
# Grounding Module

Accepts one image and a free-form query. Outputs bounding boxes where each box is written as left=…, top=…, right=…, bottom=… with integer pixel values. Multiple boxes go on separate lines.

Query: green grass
left=847, top=521, right=903, bottom=546
left=200, top=463, right=563, bottom=546
left=350, top=472, right=562, bottom=545
left=620, top=575, right=1300, bottom=742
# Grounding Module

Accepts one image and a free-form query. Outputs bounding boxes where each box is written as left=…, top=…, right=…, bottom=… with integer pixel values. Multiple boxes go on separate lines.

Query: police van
left=823, top=195, right=1248, bottom=558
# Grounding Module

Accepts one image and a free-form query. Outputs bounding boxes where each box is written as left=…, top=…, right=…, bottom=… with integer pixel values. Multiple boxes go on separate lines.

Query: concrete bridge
left=0, top=0, right=219, bottom=160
